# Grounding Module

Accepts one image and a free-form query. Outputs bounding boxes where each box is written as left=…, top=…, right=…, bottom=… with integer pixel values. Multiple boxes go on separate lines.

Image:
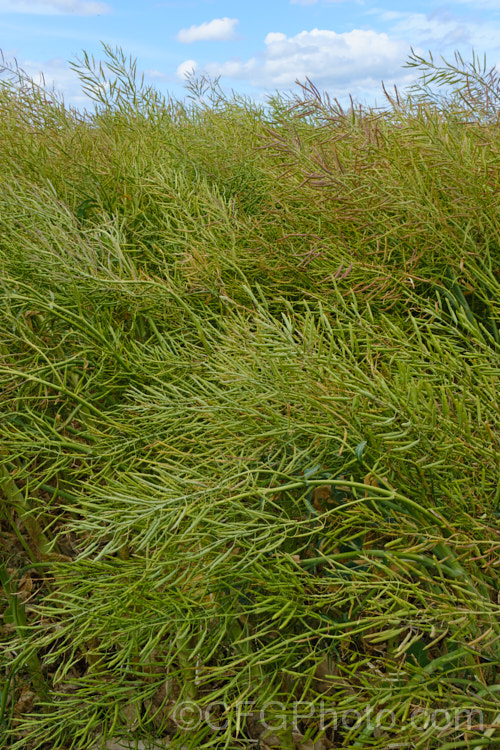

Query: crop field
left=0, top=47, right=499, bottom=749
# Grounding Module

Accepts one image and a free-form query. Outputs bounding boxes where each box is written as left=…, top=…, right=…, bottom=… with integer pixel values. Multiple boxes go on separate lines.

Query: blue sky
left=2, top=0, right=500, bottom=108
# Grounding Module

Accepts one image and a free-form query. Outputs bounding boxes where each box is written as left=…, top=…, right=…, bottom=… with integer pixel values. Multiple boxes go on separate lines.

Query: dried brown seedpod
left=311, top=485, right=334, bottom=513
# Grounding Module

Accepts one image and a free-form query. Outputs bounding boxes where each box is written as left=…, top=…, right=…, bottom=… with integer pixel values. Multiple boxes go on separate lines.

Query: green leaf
left=304, top=464, right=321, bottom=479
left=355, top=440, right=367, bottom=461
left=407, top=638, right=431, bottom=668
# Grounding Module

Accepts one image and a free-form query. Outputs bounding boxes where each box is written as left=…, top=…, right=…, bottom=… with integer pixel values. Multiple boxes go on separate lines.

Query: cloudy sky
left=1, top=0, right=500, bottom=108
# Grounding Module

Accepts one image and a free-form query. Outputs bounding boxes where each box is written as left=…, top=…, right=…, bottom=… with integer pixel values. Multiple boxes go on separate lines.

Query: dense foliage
left=1, top=47, right=499, bottom=749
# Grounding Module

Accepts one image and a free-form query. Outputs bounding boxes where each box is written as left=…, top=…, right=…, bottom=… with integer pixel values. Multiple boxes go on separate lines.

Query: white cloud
left=176, top=59, right=198, bottom=80
left=16, top=57, right=91, bottom=104
left=0, top=0, right=110, bottom=14
left=387, top=10, right=468, bottom=44
left=202, top=28, right=411, bottom=97
left=384, top=9, right=500, bottom=51
left=145, top=69, right=169, bottom=80
left=176, top=17, right=239, bottom=44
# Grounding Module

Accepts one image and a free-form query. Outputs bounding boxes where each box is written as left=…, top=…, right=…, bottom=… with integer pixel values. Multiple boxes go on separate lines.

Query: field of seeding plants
left=0, top=46, right=499, bottom=750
